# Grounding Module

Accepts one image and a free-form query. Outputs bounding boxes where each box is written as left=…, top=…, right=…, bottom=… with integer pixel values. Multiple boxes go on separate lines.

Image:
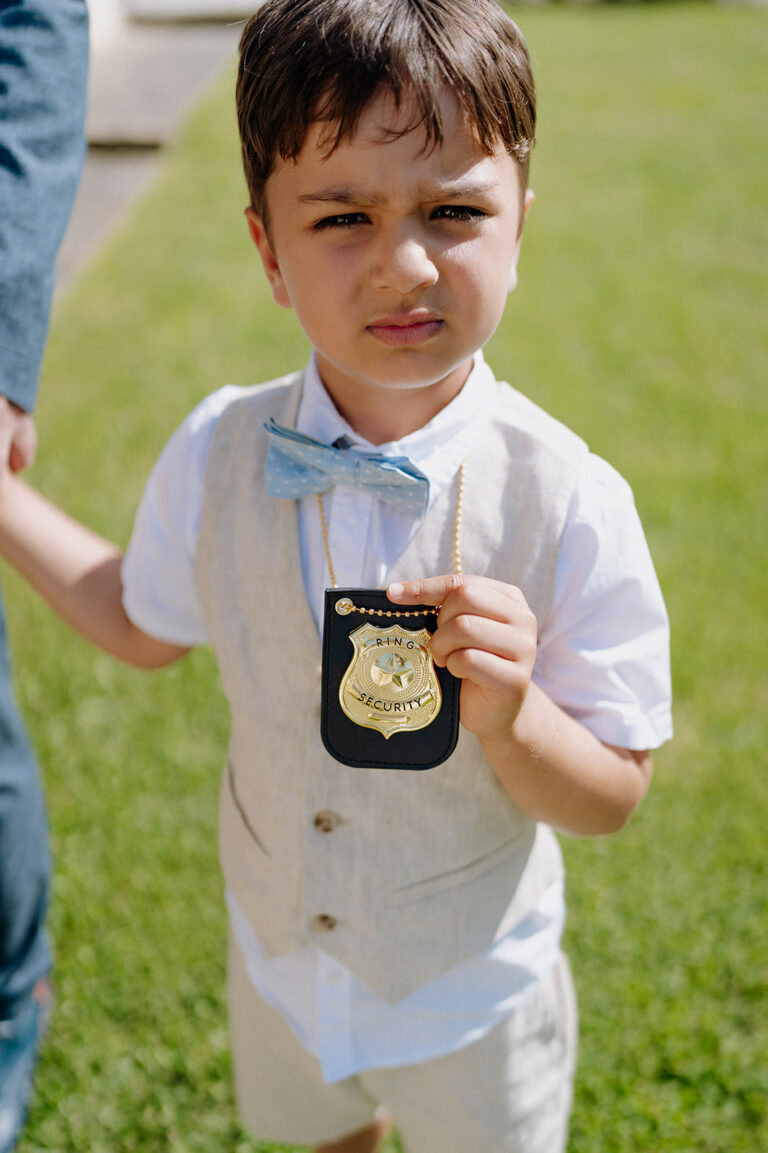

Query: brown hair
left=237, top=0, right=536, bottom=216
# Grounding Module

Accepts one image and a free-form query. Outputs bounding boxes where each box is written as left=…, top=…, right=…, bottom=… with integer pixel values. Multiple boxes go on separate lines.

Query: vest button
left=313, top=810, right=339, bottom=833
left=310, top=913, right=337, bottom=933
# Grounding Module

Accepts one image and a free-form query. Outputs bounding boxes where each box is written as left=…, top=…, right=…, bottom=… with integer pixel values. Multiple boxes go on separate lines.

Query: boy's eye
left=431, top=205, right=487, bottom=223
left=313, top=212, right=370, bottom=232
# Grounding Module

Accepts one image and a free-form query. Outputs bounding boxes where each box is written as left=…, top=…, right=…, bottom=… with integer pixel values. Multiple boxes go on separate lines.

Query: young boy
left=0, top=1, right=672, bottom=1150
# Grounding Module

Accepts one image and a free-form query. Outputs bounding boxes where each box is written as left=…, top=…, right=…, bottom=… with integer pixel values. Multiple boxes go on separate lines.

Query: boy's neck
left=316, top=357, right=474, bottom=446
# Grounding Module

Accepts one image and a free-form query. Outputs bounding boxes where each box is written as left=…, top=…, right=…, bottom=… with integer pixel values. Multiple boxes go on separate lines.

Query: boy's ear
left=244, top=207, right=291, bottom=309
left=508, top=188, right=535, bottom=294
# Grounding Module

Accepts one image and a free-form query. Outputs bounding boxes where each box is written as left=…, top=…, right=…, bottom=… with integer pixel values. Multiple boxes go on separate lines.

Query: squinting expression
left=247, top=88, right=530, bottom=440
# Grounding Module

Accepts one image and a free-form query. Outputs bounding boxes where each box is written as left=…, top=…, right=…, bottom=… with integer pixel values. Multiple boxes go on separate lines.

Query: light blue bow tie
left=263, top=419, right=430, bottom=518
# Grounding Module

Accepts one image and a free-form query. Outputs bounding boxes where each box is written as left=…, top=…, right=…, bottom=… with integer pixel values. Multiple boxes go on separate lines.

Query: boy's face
left=247, top=88, right=531, bottom=441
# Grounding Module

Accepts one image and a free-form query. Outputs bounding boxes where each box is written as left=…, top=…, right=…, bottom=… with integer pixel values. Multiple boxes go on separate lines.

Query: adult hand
left=0, top=398, right=37, bottom=474
left=387, top=574, right=537, bottom=743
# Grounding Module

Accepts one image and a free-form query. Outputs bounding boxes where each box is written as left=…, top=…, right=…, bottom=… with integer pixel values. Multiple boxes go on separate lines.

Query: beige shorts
left=228, top=937, right=578, bottom=1153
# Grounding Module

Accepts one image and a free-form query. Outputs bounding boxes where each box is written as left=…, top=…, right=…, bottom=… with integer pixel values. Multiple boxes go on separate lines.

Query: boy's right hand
left=0, top=476, right=190, bottom=670
left=0, top=398, right=37, bottom=476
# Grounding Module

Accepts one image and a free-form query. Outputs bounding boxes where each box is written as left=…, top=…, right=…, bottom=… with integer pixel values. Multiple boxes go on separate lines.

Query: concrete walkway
left=57, top=0, right=247, bottom=289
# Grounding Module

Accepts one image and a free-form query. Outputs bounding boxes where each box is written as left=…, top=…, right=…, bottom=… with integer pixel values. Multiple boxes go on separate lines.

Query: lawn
left=9, top=3, right=768, bottom=1150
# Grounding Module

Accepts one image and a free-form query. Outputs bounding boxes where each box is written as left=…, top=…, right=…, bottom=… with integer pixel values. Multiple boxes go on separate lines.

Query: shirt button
left=313, top=810, right=340, bottom=833
left=310, top=913, right=337, bottom=933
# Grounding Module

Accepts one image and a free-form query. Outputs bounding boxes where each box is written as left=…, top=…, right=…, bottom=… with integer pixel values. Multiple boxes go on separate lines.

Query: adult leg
left=0, top=597, right=52, bottom=1153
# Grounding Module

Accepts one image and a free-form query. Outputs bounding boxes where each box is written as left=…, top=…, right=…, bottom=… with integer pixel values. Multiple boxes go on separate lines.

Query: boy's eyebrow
left=297, top=189, right=385, bottom=207
left=297, top=179, right=502, bottom=208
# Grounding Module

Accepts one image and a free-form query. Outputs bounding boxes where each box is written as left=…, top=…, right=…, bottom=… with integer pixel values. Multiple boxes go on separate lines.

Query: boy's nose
left=371, top=229, right=439, bottom=295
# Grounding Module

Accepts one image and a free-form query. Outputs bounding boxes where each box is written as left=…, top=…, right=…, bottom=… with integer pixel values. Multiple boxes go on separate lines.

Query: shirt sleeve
left=533, top=453, right=673, bottom=750
left=121, top=386, right=243, bottom=645
left=0, top=0, right=89, bottom=410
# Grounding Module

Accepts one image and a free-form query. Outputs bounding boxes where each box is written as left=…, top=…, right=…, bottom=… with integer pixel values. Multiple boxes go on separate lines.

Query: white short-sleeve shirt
left=122, top=352, right=672, bottom=1082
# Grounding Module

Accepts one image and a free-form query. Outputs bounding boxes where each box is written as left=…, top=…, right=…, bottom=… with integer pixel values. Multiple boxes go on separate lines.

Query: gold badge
left=339, top=622, right=442, bottom=738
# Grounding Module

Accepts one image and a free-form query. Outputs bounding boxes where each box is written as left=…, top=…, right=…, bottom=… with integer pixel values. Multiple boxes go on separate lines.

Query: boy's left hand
left=387, top=575, right=537, bottom=743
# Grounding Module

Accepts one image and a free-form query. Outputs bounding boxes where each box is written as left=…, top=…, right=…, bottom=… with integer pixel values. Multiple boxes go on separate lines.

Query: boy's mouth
left=366, top=312, right=444, bottom=346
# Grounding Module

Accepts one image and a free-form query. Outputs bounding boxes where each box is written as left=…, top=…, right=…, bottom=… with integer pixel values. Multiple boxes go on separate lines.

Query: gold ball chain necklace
left=316, top=461, right=466, bottom=619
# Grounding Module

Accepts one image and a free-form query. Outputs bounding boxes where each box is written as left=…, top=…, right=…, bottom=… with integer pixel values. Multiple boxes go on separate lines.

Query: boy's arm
left=0, top=477, right=190, bottom=669
left=388, top=574, right=652, bottom=837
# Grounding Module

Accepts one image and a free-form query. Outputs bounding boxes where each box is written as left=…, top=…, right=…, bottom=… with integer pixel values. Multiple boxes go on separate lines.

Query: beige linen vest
left=195, top=370, right=588, bottom=1002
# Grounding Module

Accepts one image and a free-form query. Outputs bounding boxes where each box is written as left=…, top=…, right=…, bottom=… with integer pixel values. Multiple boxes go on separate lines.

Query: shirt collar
left=296, top=350, right=495, bottom=472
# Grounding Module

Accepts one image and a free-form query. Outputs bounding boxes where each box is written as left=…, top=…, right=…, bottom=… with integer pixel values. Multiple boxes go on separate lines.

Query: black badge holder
left=321, top=587, right=460, bottom=770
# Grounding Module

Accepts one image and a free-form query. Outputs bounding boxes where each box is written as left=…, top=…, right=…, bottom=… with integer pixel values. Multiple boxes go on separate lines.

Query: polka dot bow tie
left=263, top=419, right=430, bottom=518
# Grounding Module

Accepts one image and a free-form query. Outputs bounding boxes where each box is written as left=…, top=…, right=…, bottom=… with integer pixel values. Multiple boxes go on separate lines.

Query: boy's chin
left=316, top=350, right=475, bottom=400
left=358, top=357, right=475, bottom=393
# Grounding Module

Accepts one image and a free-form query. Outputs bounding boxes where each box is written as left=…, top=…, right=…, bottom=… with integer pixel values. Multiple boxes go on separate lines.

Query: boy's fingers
left=444, top=647, right=531, bottom=695
left=388, top=575, right=531, bottom=623
left=431, top=614, right=536, bottom=670
left=387, top=575, right=465, bottom=606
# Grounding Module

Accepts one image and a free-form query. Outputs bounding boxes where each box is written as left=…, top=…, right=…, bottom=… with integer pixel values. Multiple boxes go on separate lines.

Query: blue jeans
left=0, top=594, right=52, bottom=1017
left=0, top=596, right=53, bottom=1150
left=0, top=987, right=50, bottom=1153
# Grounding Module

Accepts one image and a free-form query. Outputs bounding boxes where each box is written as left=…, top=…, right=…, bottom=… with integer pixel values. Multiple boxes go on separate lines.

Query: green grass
left=8, top=4, right=767, bottom=1150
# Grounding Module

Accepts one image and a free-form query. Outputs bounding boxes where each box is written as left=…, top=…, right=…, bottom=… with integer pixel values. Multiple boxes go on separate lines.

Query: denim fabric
left=0, top=596, right=51, bottom=1018
left=0, top=0, right=89, bottom=411
left=0, top=0, right=88, bottom=1018
left=0, top=987, right=50, bottom=1153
